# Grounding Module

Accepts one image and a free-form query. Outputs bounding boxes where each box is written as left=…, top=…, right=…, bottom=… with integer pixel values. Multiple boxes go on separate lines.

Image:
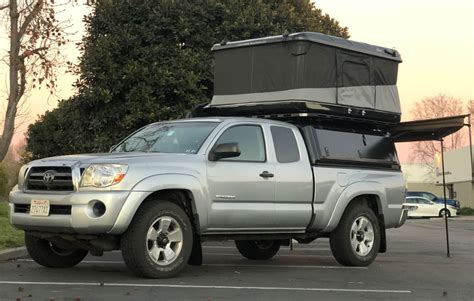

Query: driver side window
left=419, top=198, right=432, bottom=205
left=214, top=125, right=266, bottom=162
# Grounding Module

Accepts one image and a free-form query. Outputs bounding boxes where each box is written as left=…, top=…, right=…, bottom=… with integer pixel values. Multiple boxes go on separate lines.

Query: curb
left=0, top=246, right=27, bottom=262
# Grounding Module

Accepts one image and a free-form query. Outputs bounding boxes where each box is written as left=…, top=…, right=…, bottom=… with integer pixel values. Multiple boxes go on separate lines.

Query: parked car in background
left=403, top=196, right=457, bottom=218
left=406, top=191, right=460, bottom=213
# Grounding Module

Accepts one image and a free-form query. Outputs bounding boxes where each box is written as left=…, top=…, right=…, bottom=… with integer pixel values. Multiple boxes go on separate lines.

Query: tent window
left=342, top=61, right=370, bottom=86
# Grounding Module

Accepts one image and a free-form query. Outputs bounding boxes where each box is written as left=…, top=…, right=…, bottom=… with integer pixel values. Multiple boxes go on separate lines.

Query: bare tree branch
left=17, top=0, right=43, bottom=41
left=0, top=0, right=76, bottom=161
left=410, top=94, right=465, bottom=165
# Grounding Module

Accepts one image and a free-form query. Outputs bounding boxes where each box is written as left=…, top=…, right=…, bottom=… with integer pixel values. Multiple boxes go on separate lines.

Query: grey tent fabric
left=211, top=32, right=402, bottom=119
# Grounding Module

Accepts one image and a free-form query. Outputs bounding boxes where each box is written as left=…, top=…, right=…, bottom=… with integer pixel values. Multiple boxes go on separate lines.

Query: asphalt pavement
left=0, top=217, right=473, bottom=301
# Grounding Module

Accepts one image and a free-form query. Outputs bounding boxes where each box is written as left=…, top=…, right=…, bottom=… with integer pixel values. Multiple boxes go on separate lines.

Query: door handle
left=259, top=171, right=274, bottom=178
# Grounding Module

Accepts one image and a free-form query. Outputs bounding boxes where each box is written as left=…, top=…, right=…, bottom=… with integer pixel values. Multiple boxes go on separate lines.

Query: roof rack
left=192, top=101, right=400, bottom=127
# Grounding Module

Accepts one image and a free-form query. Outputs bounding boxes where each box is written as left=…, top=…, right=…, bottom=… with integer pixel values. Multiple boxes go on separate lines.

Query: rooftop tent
left=207, top=32, right=402, bottom=123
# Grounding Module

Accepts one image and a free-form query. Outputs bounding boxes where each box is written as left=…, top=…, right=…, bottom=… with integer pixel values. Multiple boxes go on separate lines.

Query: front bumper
left=9, top=189, right=131, bottom=234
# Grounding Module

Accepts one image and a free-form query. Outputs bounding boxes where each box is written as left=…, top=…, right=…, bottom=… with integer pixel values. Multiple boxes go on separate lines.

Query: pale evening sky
left=1, top=1, right=473, bottom=162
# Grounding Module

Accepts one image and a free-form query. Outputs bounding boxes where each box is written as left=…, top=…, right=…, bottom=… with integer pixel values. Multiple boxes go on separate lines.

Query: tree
left=26, top=0, right=349, bottom=159
left=0, top=0, right=70, bottom=162
left=410, top=94, right=465, bottom=164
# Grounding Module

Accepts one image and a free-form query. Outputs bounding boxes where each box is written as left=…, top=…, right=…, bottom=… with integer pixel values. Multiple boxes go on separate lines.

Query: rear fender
left=322, top=181, right=387, bottom=233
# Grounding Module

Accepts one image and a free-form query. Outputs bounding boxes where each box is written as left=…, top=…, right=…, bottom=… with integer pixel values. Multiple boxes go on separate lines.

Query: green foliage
left=459, top=207, right=474, bottom=216
left=26, top=0, right=349, bottom=159
left=0, top=166, right=8, bottom=197
left=0, top=202, right=24, bottom=250
left=0, top=160, right=21, bottom=197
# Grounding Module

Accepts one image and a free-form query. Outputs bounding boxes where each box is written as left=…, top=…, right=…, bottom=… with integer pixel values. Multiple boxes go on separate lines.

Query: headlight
left=80, top=164, right=128, bottom=188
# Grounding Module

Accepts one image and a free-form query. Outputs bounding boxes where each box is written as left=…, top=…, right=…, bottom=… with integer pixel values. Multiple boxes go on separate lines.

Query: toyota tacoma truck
left=9, top=117, right=407, bottom=278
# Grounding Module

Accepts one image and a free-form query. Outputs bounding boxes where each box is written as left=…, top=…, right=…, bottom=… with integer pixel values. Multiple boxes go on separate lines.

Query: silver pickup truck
left=9, top=117, right=407, bottom=278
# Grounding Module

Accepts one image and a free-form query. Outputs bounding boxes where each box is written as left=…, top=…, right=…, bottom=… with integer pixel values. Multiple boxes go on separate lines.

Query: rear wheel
left=330, top=203, right=381, bottom=266
left=121, top=201, right=193, bottom=278
left=25, top=233, right=88, bottom=268
left=235, top=240, right=280, bottom=260
left=439, top=209, right=451, bottom=218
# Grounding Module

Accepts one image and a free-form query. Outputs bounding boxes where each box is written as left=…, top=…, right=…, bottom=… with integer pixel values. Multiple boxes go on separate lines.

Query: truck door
left=206, top=124, right=276, bottom=231
left=269, top=125, right=314, bottom=229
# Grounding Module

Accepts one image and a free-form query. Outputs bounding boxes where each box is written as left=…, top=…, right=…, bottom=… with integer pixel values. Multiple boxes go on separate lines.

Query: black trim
left=315, top=158, right=401, bottom=171
left=14, top=203, right=72, bottom=215
left=194, top=101, right=401, bottom=125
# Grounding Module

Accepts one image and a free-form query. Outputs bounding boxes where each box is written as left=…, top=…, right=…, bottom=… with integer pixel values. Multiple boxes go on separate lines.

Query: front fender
left=108, top=173, right=207, bottom=234
left=321, top=181, right=388, bottom=233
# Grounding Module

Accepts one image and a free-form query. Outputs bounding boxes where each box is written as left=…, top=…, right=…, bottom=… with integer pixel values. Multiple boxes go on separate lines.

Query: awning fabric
left=391, top=115, right=468, bottom=142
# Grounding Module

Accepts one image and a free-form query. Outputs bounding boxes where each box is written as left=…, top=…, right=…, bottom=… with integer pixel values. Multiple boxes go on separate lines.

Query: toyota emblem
left=43, top=170, right=56, bottom=185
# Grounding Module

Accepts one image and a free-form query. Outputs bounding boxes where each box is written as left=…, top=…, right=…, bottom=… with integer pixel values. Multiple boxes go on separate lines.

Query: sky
left=315, top=0, right=474, bottom=162
left=1, top=0, right=473, bottom=161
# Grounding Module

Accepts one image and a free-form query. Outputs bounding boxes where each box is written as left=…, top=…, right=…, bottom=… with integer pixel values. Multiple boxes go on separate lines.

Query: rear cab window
left=270, top=126, right=300, bottom=163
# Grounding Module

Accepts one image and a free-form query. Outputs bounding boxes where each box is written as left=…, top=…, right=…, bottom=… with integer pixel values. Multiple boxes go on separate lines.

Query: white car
left=403, top=196, right=457, bottom=218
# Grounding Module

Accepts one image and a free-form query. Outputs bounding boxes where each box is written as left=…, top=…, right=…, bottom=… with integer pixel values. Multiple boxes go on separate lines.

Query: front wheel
left=330, top=203, right=381, bottom=266
left=439, top=209, right=451, bottom=218
left=235, top=240, right=281, bottom=260
left=121, top=201, right=193, bottom=278
left=25, top=233, right=88, bottom=268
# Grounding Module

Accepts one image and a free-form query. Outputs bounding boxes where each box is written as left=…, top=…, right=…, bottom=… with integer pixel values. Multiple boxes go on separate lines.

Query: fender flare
left=108, top=173, right=207, bottom=234
left=323, top=181, right=388, bottom=233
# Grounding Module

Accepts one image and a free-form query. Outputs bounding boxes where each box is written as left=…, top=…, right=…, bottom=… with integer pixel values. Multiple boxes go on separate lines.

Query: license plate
left=30, top=200, right=50, bottom=216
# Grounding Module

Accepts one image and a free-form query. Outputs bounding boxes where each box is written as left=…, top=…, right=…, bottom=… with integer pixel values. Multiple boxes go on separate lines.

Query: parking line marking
left=15, top=259, right=366, bottom=269
left=203, top=246, right=331, bottom=251
left=203, top=263, right=368, bottom=270
left=208, top=253, right=334, bottom=258
left=0, top=281, right=411, bottom=294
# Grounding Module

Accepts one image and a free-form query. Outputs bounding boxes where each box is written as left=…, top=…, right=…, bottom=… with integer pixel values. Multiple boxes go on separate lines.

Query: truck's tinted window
left=309, top=127, right=398, bottom=168
left=271, top=126, right=300, bottom=163
left=215, top=125, right=265, bottom=162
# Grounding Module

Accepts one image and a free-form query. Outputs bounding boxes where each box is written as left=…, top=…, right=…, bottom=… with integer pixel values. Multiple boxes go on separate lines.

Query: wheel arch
left=108, top=174, right=207, bottom=235
left=140, top=188, right=200, bottom=233
left=324, top=182, right=388, bottom=233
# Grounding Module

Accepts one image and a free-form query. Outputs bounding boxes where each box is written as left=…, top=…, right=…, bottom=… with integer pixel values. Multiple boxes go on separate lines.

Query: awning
left=391, top=114, right=468, bottom=142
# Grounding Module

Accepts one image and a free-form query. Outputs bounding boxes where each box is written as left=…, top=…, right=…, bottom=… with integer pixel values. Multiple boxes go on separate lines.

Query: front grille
left=14, top=204, right=72, bottom=215
left=26, top=166, right=74, bottom=191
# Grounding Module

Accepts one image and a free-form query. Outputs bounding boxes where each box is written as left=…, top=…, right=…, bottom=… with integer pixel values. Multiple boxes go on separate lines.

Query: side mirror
left=209, top=142, right=241, bottom=161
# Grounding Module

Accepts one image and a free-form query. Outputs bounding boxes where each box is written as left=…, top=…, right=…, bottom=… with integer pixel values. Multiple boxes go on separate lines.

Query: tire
left=121, top=201, right=193, bottom=278
left=24, top=233, right=88, bottom=268
left=330, top=203, right=381, bottom=266
left=235, top=240, right=281, bottom=260
left=439, top=209, right=451, bottom=218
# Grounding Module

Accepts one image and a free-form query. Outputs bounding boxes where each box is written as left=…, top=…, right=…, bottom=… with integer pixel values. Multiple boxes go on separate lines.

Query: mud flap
left=187, top=234, right=203, bottom=266
left=378, top=216, right=387, bottom=253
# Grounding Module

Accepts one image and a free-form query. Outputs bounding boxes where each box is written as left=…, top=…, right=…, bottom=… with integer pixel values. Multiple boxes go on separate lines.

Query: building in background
left=402, top=146, right=474, bottom=208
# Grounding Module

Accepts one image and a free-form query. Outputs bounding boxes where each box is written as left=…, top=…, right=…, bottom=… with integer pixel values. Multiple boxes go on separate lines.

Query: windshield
left=112, top=122, right=218, bottom=154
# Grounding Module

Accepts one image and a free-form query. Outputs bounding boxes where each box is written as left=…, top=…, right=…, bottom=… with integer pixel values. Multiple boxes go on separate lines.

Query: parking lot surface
left=0, top=217, right=473, bottom=301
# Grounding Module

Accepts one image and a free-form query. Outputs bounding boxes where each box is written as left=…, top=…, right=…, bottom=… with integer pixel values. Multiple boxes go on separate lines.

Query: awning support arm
left=440, top=139, right=450, bottom=258
left=467, top=115, right=473, bottom=179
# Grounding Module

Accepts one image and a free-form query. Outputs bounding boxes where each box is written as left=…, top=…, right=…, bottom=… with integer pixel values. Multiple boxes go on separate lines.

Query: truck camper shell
left=197, top=32, right=402, bottom=124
